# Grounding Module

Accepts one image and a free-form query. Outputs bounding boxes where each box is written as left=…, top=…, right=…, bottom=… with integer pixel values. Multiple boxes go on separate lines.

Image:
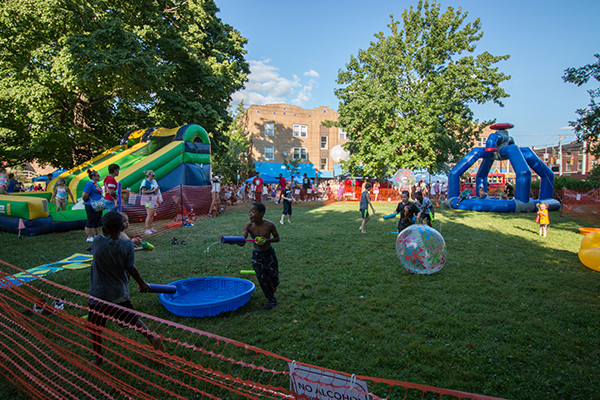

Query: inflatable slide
left=0, top=124, right=211, bottom=236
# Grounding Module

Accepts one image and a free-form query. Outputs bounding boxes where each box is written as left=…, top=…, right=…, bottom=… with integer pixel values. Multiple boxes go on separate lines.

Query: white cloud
left=231, top=60, right=319, bottom=108
left=560, top=126, right=574, bottom=130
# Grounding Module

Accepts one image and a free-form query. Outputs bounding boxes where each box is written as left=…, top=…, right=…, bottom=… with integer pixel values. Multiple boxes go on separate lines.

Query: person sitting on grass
left=119, top=212, right=144, bottom=251
left=87, top=211, right=165, bottom=367
left=241, top=203, right=281, bottom=310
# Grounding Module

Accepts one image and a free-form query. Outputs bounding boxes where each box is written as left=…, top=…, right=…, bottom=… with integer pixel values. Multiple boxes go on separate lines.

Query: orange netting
left=121, top=185, right=212, bottom=239
left=0, top=260, right=506, bottom=400
left=561, top=188, right=600, bottom=226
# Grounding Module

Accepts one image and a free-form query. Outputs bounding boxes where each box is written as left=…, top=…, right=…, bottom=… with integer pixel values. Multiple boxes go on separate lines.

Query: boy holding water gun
left=415, top=191, right=435, bottom=227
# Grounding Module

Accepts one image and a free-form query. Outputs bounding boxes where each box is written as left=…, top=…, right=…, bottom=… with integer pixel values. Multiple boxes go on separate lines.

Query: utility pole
left=554, top=135, right=569, bottom=176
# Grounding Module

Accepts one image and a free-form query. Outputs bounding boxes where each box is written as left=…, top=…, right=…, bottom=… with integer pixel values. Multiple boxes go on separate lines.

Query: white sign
left=0, top=205, right=4, bottom=214
left=289, top=362, right=370, bottom=400
left=576, top=194, right=581, bottom=201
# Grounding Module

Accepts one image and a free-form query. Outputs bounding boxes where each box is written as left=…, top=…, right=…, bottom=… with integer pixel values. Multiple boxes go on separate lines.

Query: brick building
left=244, top=104, right=348, bottom=179
left=531, top=141, right=597, bottom=176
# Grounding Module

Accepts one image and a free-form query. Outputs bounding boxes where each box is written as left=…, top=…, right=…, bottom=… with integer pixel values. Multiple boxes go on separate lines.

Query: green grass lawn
left=1, top=202, right=599, bottom=400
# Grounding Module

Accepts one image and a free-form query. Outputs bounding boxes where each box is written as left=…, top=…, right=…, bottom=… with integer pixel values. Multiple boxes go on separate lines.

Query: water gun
left=138, top=283, right=177, bottom=294
left=141, top=241, right=154, bottom=251
left=240, top=270, right=256, bottom=275
left=383, top=213, right=397, bottom=220
left=221, top=236, right=265, bottom=245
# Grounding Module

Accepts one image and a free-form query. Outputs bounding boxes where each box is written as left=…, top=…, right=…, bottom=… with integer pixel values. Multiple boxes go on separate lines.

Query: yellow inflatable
left=578, top=231, right=600, bottom=271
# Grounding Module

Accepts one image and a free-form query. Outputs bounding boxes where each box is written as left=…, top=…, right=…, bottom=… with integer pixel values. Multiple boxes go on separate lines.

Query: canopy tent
left=32, top=169, right=68, bottom=182
left=245, top=175, right=279, bottom=185
left=254, top=162, right=316, bottom=179
left=413, top=170, right=448, bottom=184
left=316, top=170, right=334, bottom=178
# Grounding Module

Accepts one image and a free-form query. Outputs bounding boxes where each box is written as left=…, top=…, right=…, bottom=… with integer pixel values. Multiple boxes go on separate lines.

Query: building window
left=293, top=124, right=307, bottom=138
left=578, top=160, right=583, bottom=170
left=264, top=122, right=274, bottom=136
left=264, top=146, right=274, bottom=160
left=477, top=137, right=487, bottom=147
left=321, top=136, right=328, bottom=149
left=543, top=152, right=549, bottom=159
left=320, top=157, right=328, bottom=170
left=339, top=128, right=347, bottom=140
left=566, top=162, right=571, bottom=171
left=293, top=147, right=307, bottom=161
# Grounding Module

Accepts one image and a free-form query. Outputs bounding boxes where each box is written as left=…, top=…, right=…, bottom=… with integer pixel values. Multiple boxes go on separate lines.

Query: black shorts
left=85, top=204, right=103, bottom=229
left=88, top=299, right=139, bottom=328
left=360, top=209, right=369, bottom=219
left=282, top=201, right=292, bottom=215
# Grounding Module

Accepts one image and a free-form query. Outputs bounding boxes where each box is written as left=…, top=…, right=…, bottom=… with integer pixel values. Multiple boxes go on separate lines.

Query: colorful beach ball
left=392, top=169, right=415, bottom=191
left=396, top=225, right=446, bottom=274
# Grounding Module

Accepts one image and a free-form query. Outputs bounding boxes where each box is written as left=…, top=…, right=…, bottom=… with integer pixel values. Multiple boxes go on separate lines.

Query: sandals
left=171, top=238, right=187, bottom=245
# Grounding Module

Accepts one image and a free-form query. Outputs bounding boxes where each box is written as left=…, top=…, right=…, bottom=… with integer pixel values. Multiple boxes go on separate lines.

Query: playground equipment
left=445, top=123, right=560, bottom=212
left=0, top=124, right=212, bottom=235
left=578, top=231, right=600, bottom=271
left=158, top=277, right=256, bottom=317
left=396, top=225, right=446, bottom=274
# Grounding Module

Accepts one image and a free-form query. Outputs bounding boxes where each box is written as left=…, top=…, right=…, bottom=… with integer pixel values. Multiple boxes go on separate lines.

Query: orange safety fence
left=324, top=188, right=447, bottom=205
left=121, top=184, right=212, bottom=239
left=561, top=188, right=600, bottom=226
left=0, top=260, right=506, bottom=400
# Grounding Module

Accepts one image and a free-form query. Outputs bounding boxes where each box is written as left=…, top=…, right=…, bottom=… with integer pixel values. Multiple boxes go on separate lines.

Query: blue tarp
left=317, top=170, right=334, bottom=178
left=32, top=169, right=68, bottom=182
left=333, top=164, right=344, bottom=177
left=254, top=162, right=316, bottom=179
left=245, top=175, right=279, bottom=185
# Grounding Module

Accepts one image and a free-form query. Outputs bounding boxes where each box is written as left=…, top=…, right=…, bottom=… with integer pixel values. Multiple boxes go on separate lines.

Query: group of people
left=82, top=166, right=161, bottom=242
left=358, top=183, right=436, bottom=234
left=0, top=168, right=47, bottom=194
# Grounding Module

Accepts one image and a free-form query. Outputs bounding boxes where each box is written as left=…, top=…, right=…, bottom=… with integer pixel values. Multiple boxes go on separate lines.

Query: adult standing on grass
left=6, top=173, right=18, bottom=193
left=302, top=173, right=311, bottom=201
left=359, top=182, right=376, bottom=233
left=252, top=172, right=263, bottom=203
left=279, top=181, right=295, bottom=225
left=103, top=164, right=120, bottom=212
left=276, top=173, right=286, bottom=204
left=140, top=170, right=161, bottom=235
left=82, top=169, right=104, bottom=242
left=242, top=203, right=281, bottom=310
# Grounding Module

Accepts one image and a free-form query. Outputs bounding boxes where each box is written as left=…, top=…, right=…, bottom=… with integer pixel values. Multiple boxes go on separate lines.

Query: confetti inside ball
left=396, top=225, right=446, bottom=274
left=392, top=169, right=416, bottom=191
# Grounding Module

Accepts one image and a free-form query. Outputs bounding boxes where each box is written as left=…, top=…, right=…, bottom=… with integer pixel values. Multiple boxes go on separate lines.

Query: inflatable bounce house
left=445, top=123, right=560, bottom=212
left=0, top=124, right=211, bottom=235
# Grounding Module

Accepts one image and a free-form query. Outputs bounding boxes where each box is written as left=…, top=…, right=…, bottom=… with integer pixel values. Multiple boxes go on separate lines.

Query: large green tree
left=329, top=0, right=510, bottom=177
left=0, top=0, right=249, bottom=168
left=562, top=54, right=600, bottom=158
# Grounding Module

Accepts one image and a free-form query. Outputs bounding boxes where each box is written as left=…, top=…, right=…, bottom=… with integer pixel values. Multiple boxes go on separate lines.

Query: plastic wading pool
left=159, top=277, right=256, bottom=317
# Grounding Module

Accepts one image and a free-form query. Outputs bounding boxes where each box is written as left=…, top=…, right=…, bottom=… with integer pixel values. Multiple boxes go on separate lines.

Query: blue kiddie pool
left=158, top=277, right=256, bottom=317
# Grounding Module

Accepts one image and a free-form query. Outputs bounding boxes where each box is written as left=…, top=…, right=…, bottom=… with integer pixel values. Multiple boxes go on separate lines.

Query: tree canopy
left=0, top=0, right=249, bottom=168
left=329, top=0, right=510, bottom=177
left=563, top=54, right=600, bottom=158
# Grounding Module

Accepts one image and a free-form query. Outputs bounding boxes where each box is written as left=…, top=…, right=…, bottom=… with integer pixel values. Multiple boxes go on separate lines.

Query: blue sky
left=218, top=0, right=599, bottom=149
